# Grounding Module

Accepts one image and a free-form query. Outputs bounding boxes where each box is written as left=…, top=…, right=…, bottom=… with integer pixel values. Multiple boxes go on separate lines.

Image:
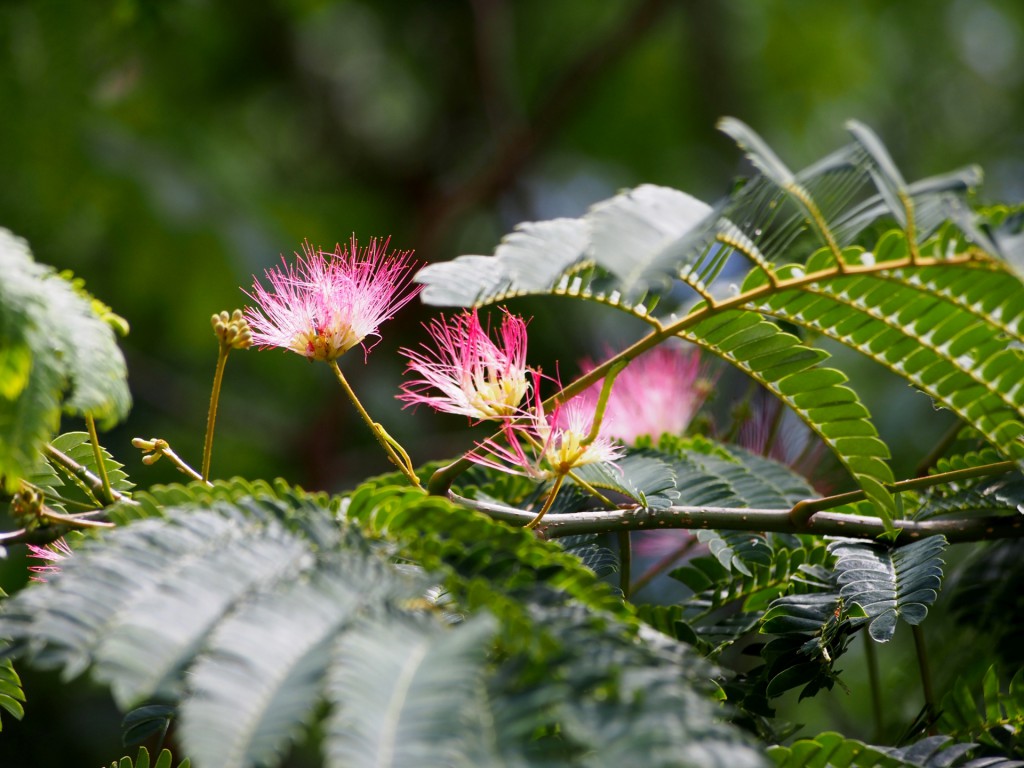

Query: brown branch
left=452, top=492, right=1024, bottom=545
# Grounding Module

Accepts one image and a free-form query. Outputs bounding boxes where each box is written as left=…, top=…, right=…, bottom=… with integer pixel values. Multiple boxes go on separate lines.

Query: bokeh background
left=1, top=0, right=1022, bottom=764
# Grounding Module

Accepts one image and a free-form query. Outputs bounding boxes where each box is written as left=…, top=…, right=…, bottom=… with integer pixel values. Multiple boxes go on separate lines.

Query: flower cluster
left=470, top=374, right=625, bottom=481
left=244, top=237, right=420, bottom=363
left=398, top=310, right=621, bottom=485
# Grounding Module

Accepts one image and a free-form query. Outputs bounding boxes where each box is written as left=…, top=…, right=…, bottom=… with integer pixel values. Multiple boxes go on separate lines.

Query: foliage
left=3, top=114, right=1024, bottom=768
left=0, top=230, right=131, bottom=489
left=937, top=666, right=1024, bottom=757
left=0, top=658, right=24, bottom=732
left=108, top=747, right=190, bottom=768
left=768, top=731, right=1024, bottom=768
left=829, top=537, right=946, bottom=643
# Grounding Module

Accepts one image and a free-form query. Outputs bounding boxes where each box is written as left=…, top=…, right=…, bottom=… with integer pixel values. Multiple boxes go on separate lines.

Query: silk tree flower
left=244, top=236, right=420, bottom=362
left=26, top=538, right=73, bottom=583
left=579, top=345, right=711, bottom=445
left=471, top=374, right=625, bottom=481
left=397, top=309, right=531, bottom=421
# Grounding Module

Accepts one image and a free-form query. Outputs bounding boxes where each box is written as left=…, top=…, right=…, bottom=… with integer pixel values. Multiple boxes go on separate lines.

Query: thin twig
left=85, top=415, right=114, bottom=504
left=789, top=459, right=1017, bottom=525
left=44, top=445, right=132, bottom=507
left=912, top=625, right=937, bottom=731
left=617, top=530, right=632, bottom=599
left=864, top=635, right=884, bottom=743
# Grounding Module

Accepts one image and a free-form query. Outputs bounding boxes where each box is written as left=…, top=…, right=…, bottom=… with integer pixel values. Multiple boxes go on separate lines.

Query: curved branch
left=451, top=492, right=1024, bottom=545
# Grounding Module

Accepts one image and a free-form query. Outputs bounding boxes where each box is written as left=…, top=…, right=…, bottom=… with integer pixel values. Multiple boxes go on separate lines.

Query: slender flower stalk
left=576, top=346, right=709, bottom=572
left=202, top=310, right=252, bottom=481
left=243, top=237, right=423, bottom=487
left=26, top=537, right=73, bottom=583
left=397, top=309, right=531, bottom=420
left=84, top=415, right=114, bottom=506
left=329, top=361, right=421, bottom=488
left=132, top=438, right=208, bottom=484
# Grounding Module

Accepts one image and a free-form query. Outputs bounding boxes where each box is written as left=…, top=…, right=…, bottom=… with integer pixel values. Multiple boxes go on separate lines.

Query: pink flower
left=737, top=393, right=831, bottom=489
left=397, top=309, right=531, bottom=421
left=26, top=538, right=73, bottom=583
left=471, top=373, right=624, bottom=480
left=244, top=236, right=420, bottom=362
left=580, top=345, right=710, bottom=444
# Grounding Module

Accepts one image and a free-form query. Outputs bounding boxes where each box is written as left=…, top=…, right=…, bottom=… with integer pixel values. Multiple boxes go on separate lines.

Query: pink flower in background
left=244, top=236, right=420, bottom=362
left=470, top=373, right=624, bottom=480
left=580, top=345, right=711, bottom=444
left=397, top=309, right=531, bottom=420
left=26, top=538, right=73, bottom=583
left=738, top=393, right=831, bottom=488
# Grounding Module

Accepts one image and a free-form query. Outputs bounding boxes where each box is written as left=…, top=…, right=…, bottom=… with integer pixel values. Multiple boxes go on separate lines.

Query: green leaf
left=916, top=469, right=1024, bottom=520
left=680, top=313, right=896, bottom=526
left=181, top=556, right=425, bottom=768
left=2, top=477, right=766, bottom=767
left=416, top=218, right=589, bottom=306
left=0, top=229, right=131, bottom=487
left=0, top=659, right=25, bottom=729
left=0, top=343, right=31, bottom=400
left=33, top=431, right=135, bottom=511
left=768, top=730, right=1023, bottom=768
left=937, top=665, right=1024, bottom=756
left=122, top=704, right=175, bottom=748
left=751, top=243, right=1024, bottom=461
left=829, top=536, right=947, bottom=642
left=570, top=453, right=678, bottom=509
left=325, top=614, right=498, bottom=768
left=0, top=495, right=341, bottom=690
left=107, top=748, right=189, bottom=768
left=582, top=183, right=715, bottom=298
left=697, top=529, right=772, bottom=577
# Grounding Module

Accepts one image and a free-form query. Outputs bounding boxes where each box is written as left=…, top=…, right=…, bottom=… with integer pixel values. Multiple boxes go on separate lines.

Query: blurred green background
left=1, top=0, right=1023, bottom=764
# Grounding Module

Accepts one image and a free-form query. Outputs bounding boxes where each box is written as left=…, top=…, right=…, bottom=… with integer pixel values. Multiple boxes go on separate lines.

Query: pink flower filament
left=398, top=309, right=531, bottom=420
left=244, top=236, right=420, bottom=362
left=26, top=537, right=73, bottom=583
left=470, top=373, right=624, bottom=480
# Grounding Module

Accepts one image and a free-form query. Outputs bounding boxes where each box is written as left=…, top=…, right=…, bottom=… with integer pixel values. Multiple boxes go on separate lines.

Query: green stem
left=44, top=445, right=129, bottom=507
left=617, top=530, right=632, bottom=599
left=864, top=635, right=884, bottom=743
left=525, top=474, right=564, bottom=529
left=202, top=344, right=231, bottom=482
left=789, top=459, right=1018, bottom=525
left=159, top=444, right=207, bottom=484
left=84, top=415, right=114, bottom=505
left=329, top=361, right=423, bottom=489
left=912, top=624, right=937, bottom=730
